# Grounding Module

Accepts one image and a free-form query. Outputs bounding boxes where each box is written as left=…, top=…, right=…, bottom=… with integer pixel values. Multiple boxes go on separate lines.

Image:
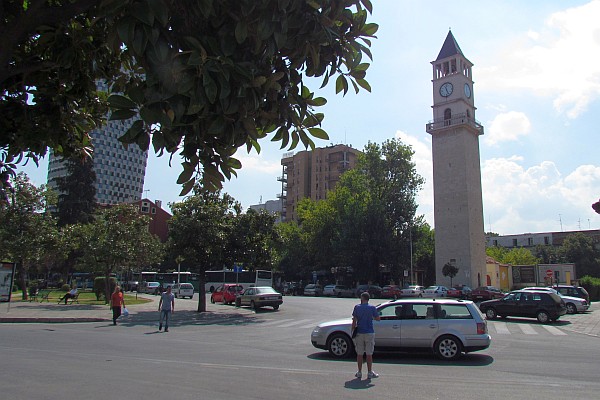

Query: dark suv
left=478, top=290, right=566, bottom=323
left=551, top=285, right=590, bottom=303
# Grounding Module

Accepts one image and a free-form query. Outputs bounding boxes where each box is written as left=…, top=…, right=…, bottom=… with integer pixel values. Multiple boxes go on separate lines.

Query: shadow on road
left=308, top=351, right=494, bottom=367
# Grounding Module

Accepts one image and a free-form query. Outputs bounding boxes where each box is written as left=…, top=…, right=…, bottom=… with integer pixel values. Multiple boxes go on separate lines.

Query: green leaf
left=335, top=75, right=348, bottom=95
left=179, top=179, right=195, bottom=196
left=108, top=94, right=136, bottom=109
left=356, top=78, right=372, bottom=92
left=360, top=0, right=373, bottom=13
left=132, top=1, right=154, bottom=26
left=177, top=162, right=195, bottom=184
left=308, top=127, right=329, bottom=140
left=235, top=20, right=248, bottom=44
left=363, top=23, right=379, bottom=36
left=109, top=109, right=137, bottom=121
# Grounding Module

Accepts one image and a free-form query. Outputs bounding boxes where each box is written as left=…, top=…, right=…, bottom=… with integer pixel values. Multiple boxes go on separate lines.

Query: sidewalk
left=0, top=293, right=253, bottom=324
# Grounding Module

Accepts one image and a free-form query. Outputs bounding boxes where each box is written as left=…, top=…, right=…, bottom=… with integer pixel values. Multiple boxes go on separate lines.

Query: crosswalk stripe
left=491, top=321, right=511, bottom=334
left=540, top=325, right=567, bottom=336
left=257, top=319, right=294, bottom=327
left=278, top=319, right=314, bottom=328
left=518, top=324, right=538, bottom=334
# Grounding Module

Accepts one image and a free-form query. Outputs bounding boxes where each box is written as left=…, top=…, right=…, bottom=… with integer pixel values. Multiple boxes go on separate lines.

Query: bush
left=580, top=276, right=600, bottom=302
left=93, top=276, right=117, bottom=301
left=60, top=284, right=71, bottom=292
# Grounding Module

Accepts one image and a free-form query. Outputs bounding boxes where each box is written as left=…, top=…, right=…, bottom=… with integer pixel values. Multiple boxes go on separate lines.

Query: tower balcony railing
left=277, top=175, right=287, bottom=182
left=426, top=113, right=484, bottom=135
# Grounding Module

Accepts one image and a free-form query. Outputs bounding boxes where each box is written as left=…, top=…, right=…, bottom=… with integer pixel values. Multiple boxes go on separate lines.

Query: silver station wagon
left=311, top=298, right=491, bottom=360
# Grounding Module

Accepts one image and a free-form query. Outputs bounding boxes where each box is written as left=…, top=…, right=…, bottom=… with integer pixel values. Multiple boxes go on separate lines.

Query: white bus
left=205, top=269, right=273, bottom=292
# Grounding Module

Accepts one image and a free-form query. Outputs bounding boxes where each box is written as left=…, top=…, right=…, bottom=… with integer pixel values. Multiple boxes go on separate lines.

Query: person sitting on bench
left=60, top=287, right=78, bottom=304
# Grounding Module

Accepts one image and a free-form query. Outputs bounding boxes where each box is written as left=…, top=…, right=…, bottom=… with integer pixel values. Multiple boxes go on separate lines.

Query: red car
left=471, top=286, right=504, bottom=301
left=381, top=285, right=402, bottom=300
left=447, top=285, right=472, bottom=299
left=210, top=284, right=244, bottom=305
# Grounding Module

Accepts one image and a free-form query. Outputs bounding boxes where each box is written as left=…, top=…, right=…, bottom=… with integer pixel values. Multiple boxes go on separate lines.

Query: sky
left=18, top=0, right=600, bottom=236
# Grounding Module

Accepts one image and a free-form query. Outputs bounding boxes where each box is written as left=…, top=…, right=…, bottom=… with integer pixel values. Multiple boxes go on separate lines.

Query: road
left=1, top=295, right=598, bottom=400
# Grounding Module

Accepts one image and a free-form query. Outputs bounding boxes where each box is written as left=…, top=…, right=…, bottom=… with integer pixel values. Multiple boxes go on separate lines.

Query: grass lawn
left=13, top=290, right=152, bottom=305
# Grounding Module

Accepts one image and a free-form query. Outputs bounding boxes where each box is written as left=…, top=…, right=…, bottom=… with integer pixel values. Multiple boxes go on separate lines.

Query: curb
left=0, top=317, right=108, bottom=323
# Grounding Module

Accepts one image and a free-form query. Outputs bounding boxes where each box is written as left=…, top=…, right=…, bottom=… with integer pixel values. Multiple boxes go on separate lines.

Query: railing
left=426, top=113, right=484, bottom=135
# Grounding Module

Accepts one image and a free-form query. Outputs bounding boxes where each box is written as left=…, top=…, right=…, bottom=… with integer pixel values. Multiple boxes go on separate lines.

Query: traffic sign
left=546, top=269, right=553, bottom=278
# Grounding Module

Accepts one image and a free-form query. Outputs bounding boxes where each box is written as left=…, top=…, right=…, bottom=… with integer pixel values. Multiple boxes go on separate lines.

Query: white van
left=171, top=283, right=194, bottom=299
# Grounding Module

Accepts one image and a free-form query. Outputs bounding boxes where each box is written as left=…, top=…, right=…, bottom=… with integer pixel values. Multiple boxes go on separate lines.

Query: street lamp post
left=409, top=226, right=413, bottom=285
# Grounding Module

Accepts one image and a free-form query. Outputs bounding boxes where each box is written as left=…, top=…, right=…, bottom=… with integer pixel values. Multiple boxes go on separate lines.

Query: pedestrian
left=110, top=285, right=126, bottom=325
left=351, top=291, right=381, bottom=379
left=158, top=285, right=175, bottom=332
left=59, top=285, right=78, bottom=304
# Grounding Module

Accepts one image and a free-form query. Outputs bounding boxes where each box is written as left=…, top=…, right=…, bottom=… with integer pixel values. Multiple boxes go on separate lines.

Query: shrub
left=93, top=276, right=117, bottom=301
left=60, top=284, right=71, bottom=292
left=579, top=276, right=600, bottom=302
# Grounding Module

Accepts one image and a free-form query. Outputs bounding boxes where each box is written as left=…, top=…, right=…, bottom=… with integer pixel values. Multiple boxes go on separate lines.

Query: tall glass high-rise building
left=47, top=81, right=148, bottom=205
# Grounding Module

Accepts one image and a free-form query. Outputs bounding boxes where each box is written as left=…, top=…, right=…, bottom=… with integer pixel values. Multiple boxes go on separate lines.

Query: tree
left=230, top=209, right=278, bottom=271
left=72, top=204, right=163, bottom=301
left=560, top=233, right=599, bottom=278
left=55, top=156, right=97, bottom=226
left=167, top=187, right=241, bottom=312
left=1, top=0, right=378, bottom=196
left=486, top=246, right=540, bottom=266
left=0, top=173, right=59, bottom=299
left=592, top=199, right=600, bottom=214
left=442, top=262, right=459, bottom=288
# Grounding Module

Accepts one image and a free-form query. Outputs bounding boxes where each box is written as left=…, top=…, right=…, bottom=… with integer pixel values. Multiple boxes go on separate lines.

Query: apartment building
left=278, top=144, right=361, bottom=221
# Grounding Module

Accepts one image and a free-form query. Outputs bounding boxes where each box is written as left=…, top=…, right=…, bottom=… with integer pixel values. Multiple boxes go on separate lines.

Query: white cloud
left=484, top=111, right=531, bottom=145
left=236, top=153, right=281, bottom=175
left=478, top=0, right=600, bottom=119
left=481, top=157, right=600, bottom=234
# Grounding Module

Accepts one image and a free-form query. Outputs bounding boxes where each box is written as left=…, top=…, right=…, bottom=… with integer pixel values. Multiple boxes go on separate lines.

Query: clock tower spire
left=426, top=31, right=487, bottom=289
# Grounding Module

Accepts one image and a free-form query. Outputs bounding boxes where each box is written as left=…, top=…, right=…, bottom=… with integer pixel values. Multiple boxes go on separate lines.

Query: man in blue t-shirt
left=352, top=291, right=381, bottom=379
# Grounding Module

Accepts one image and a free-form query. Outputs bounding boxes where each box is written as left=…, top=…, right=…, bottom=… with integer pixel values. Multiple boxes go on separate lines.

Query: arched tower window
left=444, top=108, right=451, bottom=126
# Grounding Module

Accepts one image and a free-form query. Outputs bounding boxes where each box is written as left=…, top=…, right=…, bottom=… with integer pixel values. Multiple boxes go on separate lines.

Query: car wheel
left=537, top=311, right=550, bottom=323
left=189, top=296, right=193, bottom=300
left=485, top=308, right=497, bottom=320
left=434, top=335, right=463, bottom=361
left=565, top=303, right=577, bottom=314
left=337, top=292, right=342, bottom=298
left=327, top=333, right=354, bottom=359
left=210, top=296, right=215, bottom=304
left=273, top=305, right=279, bottom=310
left=235, top=298, right=241, bottom=307
left=250, top=300, right=259, bottom=311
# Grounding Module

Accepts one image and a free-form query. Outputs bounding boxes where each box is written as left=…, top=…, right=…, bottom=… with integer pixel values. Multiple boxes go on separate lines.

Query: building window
left=141, top=201, right=149, bottom=213
left=493, top=240, right=498, bottom=246
left=444, top=108, right=451, bottom=126
left=151, top=207, right=156, bottom=214
left=512, top=239, right=517, bottom=247
left=544, top=236, right=550, bottom=245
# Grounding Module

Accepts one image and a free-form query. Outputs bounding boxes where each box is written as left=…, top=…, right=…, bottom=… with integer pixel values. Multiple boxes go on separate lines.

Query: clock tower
left=426, top=31, right=486, bottom=289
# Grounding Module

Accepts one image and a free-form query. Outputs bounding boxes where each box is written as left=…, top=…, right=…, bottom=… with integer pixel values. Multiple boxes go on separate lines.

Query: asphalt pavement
left=1, top=293, right=599, bottom=337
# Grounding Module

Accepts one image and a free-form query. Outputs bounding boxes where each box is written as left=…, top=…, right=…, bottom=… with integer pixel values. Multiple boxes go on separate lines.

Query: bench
left=38, top=290, right=52, bottom=303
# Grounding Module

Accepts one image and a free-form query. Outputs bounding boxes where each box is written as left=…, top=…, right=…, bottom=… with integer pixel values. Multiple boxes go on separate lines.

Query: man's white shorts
left=353, top=333, right=375, bottom=355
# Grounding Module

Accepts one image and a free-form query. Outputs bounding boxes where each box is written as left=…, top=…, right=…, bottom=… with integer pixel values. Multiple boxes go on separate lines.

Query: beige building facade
left=279, top=144, right=361, bottom=221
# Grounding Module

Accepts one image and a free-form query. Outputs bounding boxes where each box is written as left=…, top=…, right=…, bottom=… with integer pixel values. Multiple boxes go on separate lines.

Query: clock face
left=440, top=82, right=453, bottom=97
left=464, top=83, right=472, bottom=98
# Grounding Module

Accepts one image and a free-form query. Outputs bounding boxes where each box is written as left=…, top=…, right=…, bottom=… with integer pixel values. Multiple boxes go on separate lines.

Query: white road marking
left=277, top=319, right=314, bottom=328
left=541, top=325, right=567, bottom=336
left=491, top=321, right=511, bottom=334
left=518, top=324, right=538, bottom=334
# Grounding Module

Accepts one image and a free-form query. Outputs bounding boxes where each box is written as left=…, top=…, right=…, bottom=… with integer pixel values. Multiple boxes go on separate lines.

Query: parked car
left=447, top=285, right=472, bottom=299
left=323, top=285, right=355, bottom=297
left=356, top=284, right=383, bottom=298
left=423, top=285, right=449, bottom=298
left=171, top=283, right=194, bottom=299
left=400, top=285, right=424, bottom=297
left=551, top=285, right=590, bottom=304
left=311, top=298, right=491, bottom=360
left=381, top=285, right=403, bottom=300
left=303, top=284, right=323, bottom=296
left=283, top=282, right=302, bottom=296
left=471, top=286, right=505, bottom=301
left=235, top=286, right=283, bottom=310
left=211, top=284, right=244, bottom=305
left=142, top=281, right=161, bottom=295
left=522, top=287, right=589, bottom=314
left=478, top=290, right=566, bottom=323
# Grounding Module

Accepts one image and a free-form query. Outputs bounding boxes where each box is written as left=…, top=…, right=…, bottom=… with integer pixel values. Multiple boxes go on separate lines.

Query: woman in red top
left=110, top=285, right=125, bottom=325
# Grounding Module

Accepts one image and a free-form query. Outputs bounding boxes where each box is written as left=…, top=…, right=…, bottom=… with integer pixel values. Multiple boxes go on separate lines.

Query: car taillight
left=477, top=322, right=487, bottom=335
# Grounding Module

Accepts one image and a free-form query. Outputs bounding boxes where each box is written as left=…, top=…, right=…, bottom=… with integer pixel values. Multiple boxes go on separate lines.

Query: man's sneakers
left=355, top=370, right=379, bottom=379
left=159, top=323, right=162, bottom=331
